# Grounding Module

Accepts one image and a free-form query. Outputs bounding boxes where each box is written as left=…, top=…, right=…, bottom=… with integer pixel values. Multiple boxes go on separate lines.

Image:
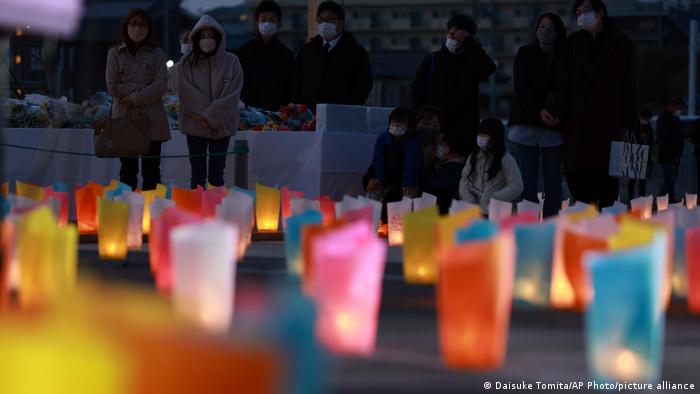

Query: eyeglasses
left=316, top=17, right=339, bottom=24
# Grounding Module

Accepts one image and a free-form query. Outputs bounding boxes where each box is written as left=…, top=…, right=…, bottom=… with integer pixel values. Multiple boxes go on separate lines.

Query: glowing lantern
left=97, top=199, right=130, bottom=260
left=516, top=199, right=542, bottom=220
left=686, top=193, right=698, bottom=210
left=630, top=195, right=653, bottom=219
left=387, top=197, right=412, bottom=246
left=45, top=187, right=69, bottom=225
left=301, top=220, right=348, bottom=297
left=148, top=198, right=176, bottom=274
left=172, top=186, right=203, bottom=216
left=562, top=199, right=571, bottom=210
left=335, top=196, right=364, bottom=218
left=255, top=184, right=281, bottom=232
left=357, top=196, right=381, bottom=234
left=656, top=195, right=669, bottom=211
left=437, top=232, right=515, bottom=369
left=171, top=221, right=238, bottom=333
left=15, top=180, right=45, bottom=201
left=312, top=221, right=387, bottom=355
left=686, top=227, right=700, bottom=313
left=488, top=198, right=513, bottom=223
left=412, top=192, right=437, bottom=211
left=154, top=207, right=200, bottom=295
left=104, top=181, right=132, bottom=200
left=562, top=229, right=608, bottom=310
left=671, top=207, right=700, bottom=298
left=140, top=184, right=167, bottom=234
left=318, top=196, right=337, bottom=225
left=584, top=234, right=666, bottom=384
left=1, top=182, right=8, bottom=197
left=513, top=221, right=556, bottom=307
left=216, top=193, right=254, bottom=261
left=449, top=199, right=479, bottom=215
left=436, top=206, right=482, bottom=250
left=402, top=206, right=440, bottom=284
left=281, top=187, right=304, bottom=230
left=75, top=182, right=105, bottom=234
left=201, top=187, right=228, bottom=219
left=602, top=201, right=628, bottom=215
left=284, top=210, right=323, bottom=275
left=115, top=191, right=145, bottom=250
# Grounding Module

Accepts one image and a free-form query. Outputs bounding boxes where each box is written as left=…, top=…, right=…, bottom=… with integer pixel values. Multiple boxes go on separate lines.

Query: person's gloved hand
left=402, top=186, right=419, bottom=199
left=367, top=178, right=383, bottom=193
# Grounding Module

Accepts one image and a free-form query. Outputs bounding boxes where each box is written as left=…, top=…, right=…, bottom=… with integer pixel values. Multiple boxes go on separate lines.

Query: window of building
left=371, top=12, right=383, bottom=28
left=410, top=10, right=423, bottom=27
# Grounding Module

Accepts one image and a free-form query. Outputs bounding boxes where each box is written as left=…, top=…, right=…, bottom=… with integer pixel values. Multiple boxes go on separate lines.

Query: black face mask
left=418, top=127, right=440, bottom=145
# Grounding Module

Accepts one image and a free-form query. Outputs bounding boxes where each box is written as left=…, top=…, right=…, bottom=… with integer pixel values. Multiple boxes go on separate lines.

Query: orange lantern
left=300, top=220, right=347, bottom=297
left=75, top=182, right=105, bottom=234
left=1, top=182, right=8, bottom=197
left=436, top=232, right=515, bottom=369
left=255, top=184, right=281, bottom=232
left=562, top=229, right=608, bottom=310
left=171, top=186, right=203, bottom=216
left=686, top=226, right=700, bottom=313
left=318, top=196, right=336, bottom=225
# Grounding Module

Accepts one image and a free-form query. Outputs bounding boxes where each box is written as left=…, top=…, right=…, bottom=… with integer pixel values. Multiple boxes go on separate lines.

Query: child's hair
left=467, top=118, right=506, bottom=181
left=388, top=106, right=417, bottom=134
left=441, top=131, right=465, bottom=157
left=417, top=105, right=446, bottom=129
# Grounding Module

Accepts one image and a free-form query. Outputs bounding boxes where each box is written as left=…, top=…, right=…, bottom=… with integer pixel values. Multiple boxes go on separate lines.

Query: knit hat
left=447, top=14, right=477, bottom=36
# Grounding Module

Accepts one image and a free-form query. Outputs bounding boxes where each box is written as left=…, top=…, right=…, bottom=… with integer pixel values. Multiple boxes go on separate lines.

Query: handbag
left=93, top=96, right=152, bottom=158
left=608, top=130, right=650, bottom=180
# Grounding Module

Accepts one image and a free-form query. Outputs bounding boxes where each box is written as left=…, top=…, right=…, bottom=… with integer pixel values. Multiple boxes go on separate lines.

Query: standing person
left=459, top=119, right=524, bottom=215
left=509, top=13, right=567, bottom=218
left=628, top=109, right=654, bottom=199
left=168, top=29, right=191, bottom=94
left=544, top=0, right=639, bottom=208
left=410, top=13, right=496, bottom=154
left=105, top=8, right=170, bottom=191
left=291, top=0, right=373, bottom=110
left=657, top=98, right=686, bottom=203
left=177, top=15, right=243, bottom=189
left=422, top=132, right=467, bottom=215
left=235, top=0, right=295, bottom=111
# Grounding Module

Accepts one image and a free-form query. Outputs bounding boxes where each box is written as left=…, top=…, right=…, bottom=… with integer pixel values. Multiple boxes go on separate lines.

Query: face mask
left=445, top=37, right=461, bottom=53
left=419, top=127, right=440, bottom=144
left=537, top=26, right=557, bottom=46
left=259, top=22, right=278, bottom=38
left=180, top=43, right=192, bottom=55
left=128, top=26, right=148, bottom=43
left=577, top=11, right=599, bottom=31
left=199, top=38, right=217, bottom=54
left=317, top=22, right=337, bottom=40
left=435, top=144, right=447, bottom=160
left=389, top=124, right=407, bottom=137
left=477, top=136, right=491, bottom=150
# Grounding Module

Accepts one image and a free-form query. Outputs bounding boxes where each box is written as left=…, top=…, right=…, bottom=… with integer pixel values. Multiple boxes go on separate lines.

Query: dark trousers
left=627, top=178, right=648, bottom=200
left=513, top=143, right=563, bottom=218
left=660, top=164, right=679, bottom=202
left=186, top=135, right=231, bottom=189
left=566, top=170, right=619, bottom=209
left=119, top=140, right=163, bottom=191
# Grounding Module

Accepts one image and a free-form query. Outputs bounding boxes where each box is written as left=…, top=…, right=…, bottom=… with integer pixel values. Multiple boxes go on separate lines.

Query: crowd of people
left=105, top=0, right=700, bottom=221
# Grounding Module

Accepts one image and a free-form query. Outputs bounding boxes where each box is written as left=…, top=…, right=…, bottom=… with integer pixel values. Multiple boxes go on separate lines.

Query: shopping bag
left=608, top=131, right=649, bottom=180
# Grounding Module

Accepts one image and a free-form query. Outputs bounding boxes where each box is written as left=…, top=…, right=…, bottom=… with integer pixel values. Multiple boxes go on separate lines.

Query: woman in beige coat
left=105, top=8, right=170, bottom=191
left=178, top=15, right=243, bottom=188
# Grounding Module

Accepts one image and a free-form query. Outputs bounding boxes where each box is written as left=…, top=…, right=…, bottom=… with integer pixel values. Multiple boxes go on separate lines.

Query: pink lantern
left=499, top=211, right=539, bottom=231
left=201, top=187, right=228, bottom=219
left=312, top=221, right=387, bottom=355
left=340, top=206, right=373, bottom=228
left=281, top=187, right=304, bottom=230
left=154, top=207, right=200, bottom=295
left=44, top=187, right=69, bottom=225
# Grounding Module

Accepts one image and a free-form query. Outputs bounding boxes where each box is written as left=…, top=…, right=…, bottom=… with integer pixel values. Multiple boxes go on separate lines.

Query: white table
left=0, top=128, right=376, bottom=201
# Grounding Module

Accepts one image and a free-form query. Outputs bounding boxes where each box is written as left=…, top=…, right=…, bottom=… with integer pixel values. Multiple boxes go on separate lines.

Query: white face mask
left=577, top=11, right=599, bottom=31
left=445, top=37, right=461, bottom=53
left=259, top=22, right=278, bottom=38
left=128, top=26, right=148, bottom=43
left=317, top=22, right=337, bottom=41
left=477, top=136, right=491, bottom=150
left=435, top=144, right=447, bottom=160
left=389, top=124, right=407, bottom=137
left=180, top=43, right=192, bottom=55
left=199, top=38, right=217, bottom=54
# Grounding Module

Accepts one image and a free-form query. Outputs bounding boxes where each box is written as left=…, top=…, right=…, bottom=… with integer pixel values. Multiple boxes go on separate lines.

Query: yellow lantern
left=436, top=206, right=482, bottom=250
left=402, top=206, right=441, bottom=284
left=16, top=180, right=45, bottom=201
left=97, top=199, right=130, bottom=260
left=255, top=184, right=281, bottom=232
left=140, top=184, right=167, bottom=235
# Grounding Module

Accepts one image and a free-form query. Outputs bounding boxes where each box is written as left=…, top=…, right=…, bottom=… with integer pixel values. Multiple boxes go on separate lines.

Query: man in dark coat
left=235, top=1, right=295, bottom=111
left=545, top=0, right=639, bottom=208
left=410, top=13, right=497, bottom=154
left=291, top=0, right=373, bottom=110
left=657, top=98, right=686, bottom=203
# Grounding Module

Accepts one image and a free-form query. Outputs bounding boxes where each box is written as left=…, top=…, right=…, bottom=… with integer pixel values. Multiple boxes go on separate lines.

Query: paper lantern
left=650, top=211, right=676, bottom=308
left=0, top=220, right=14, bottom=309
left=687, top=193, right=698, bottom=210
left=318, top=196, right=337, bottom=225
left=104, top=181, right=132, bottom=200
left=148, top=198, right=176, bottom=274
left=75, top=182, right=105, bottom=234
left=334, top=196, right=364, bottom=219
left=281, top=187, right=304, bottom=230
left=436, top=206, right=482, bottom=250
left=516, top=200, right=542, bottom=220
left=488, top=198, right=513, bottom=223
left=45, top=188, right=69, bottom=225
left=291, top=196, right=321, bottom=217
left=449, top=199, right=480, bottom=215
left=312, top=221, right=387, bottom=355
left=301, top=220, right=348, bottom=297
left=172, top=186, right=203, bottom=216
left=140, top=184, right=167, bottom=235
left=357, top=196, right=381, bottom=234
left=15, top=180, right=45, bottom=201
left=216, top=196, right=254, bottom=261
left=513, top=221, right=556, bottom=307
left=602, top=201, right=628, bottom=216
left=673, top=226, right=688, bottom=298
left=201, top=187, right=228, bottom=219
left=562, top=229, right=608, bottom=310
left=402, top=206, right=440, bottom=284
left=387, top=197, right=413, bottom=246
left=115, top=192, right=145, bottom=250
left=437, top=232, right=515, bottom=369
left=686, top=227, right=700, bottom=313
left=499, top=211, right=539, bottom=231
left=284, top=210, right=323, bottom=275
left=255, top=184, right=281, bottom=232
left=455, top=220, right=499, bottom=243
left=584, top=234, right=666, bottom=384
left=412, top=192, right=437, bottom=211
left=97, top=199, right=130, bottom=260
left=1, top=182, right=8, bottom=197
left=170, top=221, right=238, bottom=333
left=562, top=199, right=571, bottom=210
left=656, top=195, right=669, bottom=212
left=154, top=207, right=200, bottom=295
left=630, top=196, right=653, bottom=220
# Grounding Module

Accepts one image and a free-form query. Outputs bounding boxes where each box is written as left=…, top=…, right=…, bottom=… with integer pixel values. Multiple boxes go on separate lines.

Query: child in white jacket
left=459, top=118, right=524, bottom=214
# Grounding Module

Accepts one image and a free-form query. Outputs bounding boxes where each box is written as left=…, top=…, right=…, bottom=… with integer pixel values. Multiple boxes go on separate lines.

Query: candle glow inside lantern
left=281, top=186, right=304, bottom=230
left=687, top=193, right=698, bottom=210
left=285, top=210, right=323, bottom=275
left=311, top=220, right=387, bottom=355
left=436, top=232, right=515, bottom=369
left=97, top=198, right=130, bottom=260
left=387, top=197, right=413, bottom=246
left=402, top=206, right=440, bottom=284
left=488, top=198, right=513, bottom=223
left=255, top=183, right=281, bottom=232
left=154, top=207, right=200, bottom=295
left=75, top=182, right=104, bottom=234
left=584, top=233, right=666, bottom=384
left=630, top=195, right=653, bottom=219
left=686, top=226, right=700, bottom=313
left=513, top=221, right=556, bottom=307
left=170, top=221, right=238, bottom=333
left=656, top=194, right=669, bottom=211
left=15, top=180, right=45, bottom=201
left=140, top=184, right=167, bottom=234
left=216, top=195, right=255, bottom=261
left=115, top=191, right=145, bottom=250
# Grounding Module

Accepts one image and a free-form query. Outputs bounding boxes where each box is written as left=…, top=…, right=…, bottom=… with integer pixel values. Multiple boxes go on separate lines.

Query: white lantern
left=115, top=191, right=145, bottom=250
